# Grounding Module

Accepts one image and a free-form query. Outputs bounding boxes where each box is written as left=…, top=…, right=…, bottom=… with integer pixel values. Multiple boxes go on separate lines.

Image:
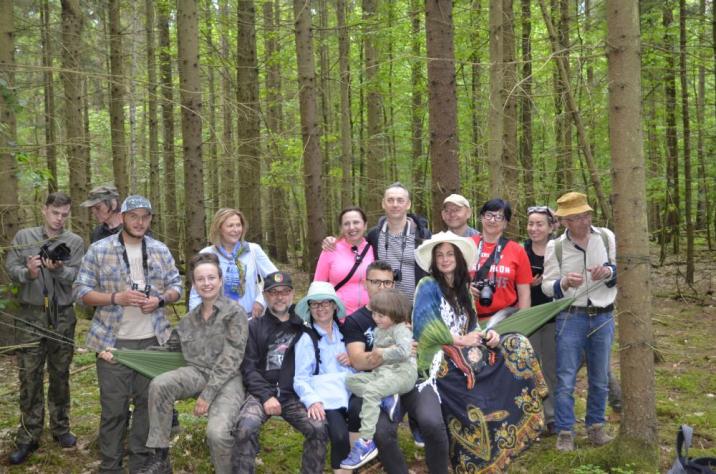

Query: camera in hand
left=39, top=242, right=71, bottom=262
left=132, top=282, right=151, bottom=297
left=473, top=279, right=496, bottom=306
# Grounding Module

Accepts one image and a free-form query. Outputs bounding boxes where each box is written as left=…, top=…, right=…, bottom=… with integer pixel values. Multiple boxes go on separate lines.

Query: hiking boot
left=542, top=422, right=557, bottom=438
left=53, top=432, right=77, bottom=448
left=587, top=423, right=613, bottom=446
left=340, top=438, right=378, bottom=470
left=555, top=431, right=574, bottom=452
left=8, top=441, right=39, bottom=465
left=380, top=394, right=400, bottom=422
left=138, top=448, right=172, bottom=474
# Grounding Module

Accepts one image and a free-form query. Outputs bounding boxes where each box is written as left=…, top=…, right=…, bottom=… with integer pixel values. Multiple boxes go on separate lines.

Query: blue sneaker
left=340, top=438, right=378, bottom=469
left=380, top=394, right=400, bottom=422
left=412, top=427, right=425, bottom=448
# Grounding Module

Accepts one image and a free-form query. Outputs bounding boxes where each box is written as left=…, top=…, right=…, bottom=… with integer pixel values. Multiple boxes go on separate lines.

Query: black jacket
left=240, top=305, right=311, bottom=403
left=365, top=212, right=432, bottom=284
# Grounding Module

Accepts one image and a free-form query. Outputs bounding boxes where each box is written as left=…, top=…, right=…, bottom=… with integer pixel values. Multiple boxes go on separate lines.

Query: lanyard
left=382, top=220, right=410, bottom=274
left=475, top=236, right=507, bottom=278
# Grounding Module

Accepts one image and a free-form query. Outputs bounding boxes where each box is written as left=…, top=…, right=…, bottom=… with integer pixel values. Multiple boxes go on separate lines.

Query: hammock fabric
left=112, top=349, right=186, bottom=379
left=490, top=296, right=575, bottom=335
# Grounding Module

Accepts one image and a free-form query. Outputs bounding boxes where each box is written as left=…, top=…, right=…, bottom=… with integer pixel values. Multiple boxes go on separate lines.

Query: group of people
left=3, top=181, right=620, bottom=473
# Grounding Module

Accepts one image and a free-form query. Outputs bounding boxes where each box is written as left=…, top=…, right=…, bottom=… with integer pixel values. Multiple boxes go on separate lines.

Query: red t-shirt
left=471, top=236, right=532, bottom=318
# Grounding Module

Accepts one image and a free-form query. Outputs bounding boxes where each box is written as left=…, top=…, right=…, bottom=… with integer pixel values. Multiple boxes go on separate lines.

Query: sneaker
left=340, top=438, right=378, bottom=470
left=555, top=431, right=574, bottom=452
left=587, top=423, right=613, bottom=446
left=380, top=394, right=400, bottom=422
left=412, top=427, right=425, bottom=448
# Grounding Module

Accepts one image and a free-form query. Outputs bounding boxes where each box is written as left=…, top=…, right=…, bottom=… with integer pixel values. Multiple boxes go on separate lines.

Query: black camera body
left=473, top=279, right=496, bottom=306
left=132, top=282, right=152, bottom=297
left=39, top=242, right=71, bottom=262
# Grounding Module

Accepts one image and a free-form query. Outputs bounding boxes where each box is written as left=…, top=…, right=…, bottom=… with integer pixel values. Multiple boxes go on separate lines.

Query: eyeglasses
left=309, top=300, right=334, bottom=309
left=266, top=288, right=292, bottom=297
left=367, top=279, right=395, bottom=288
left=562, top=212, right=592, bottom=223
left=351, top=245, right=363, bottom=263
left=482, top=212, right=505, bottom=222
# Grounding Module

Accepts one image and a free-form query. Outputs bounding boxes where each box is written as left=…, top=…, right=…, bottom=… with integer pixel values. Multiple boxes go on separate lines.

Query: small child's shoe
left=340, top=438, right=378, bottom=469
left=380, top=393, right=400, bottom=422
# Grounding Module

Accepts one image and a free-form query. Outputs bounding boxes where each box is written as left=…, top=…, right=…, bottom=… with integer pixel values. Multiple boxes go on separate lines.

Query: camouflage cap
left=120, top=195, right=153, bottom=214
left=263, top=271, right=293, bottom=291
left=80, top=185, right=119, bottom=208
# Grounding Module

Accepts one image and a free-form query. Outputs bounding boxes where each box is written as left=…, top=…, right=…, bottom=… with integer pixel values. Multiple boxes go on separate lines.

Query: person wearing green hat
left=294, top=281, right=355, bottom=473
left=81, top=184, right=123, bottom=243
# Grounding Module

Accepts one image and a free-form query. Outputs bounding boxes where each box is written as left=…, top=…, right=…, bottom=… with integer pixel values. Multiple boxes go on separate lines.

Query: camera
left=132, top=282, right=151, bottom=297
left=472, top=279, right=496, bottom=306
left=39, top=242, right=71, bottom=262
left=392, top=268, right=402, bottom=282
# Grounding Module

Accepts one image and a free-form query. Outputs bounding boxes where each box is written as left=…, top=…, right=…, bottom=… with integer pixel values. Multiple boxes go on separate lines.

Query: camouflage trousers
left=232, top=394, right=328, bottom=474
left=14, top=303, right=76, bottom=445
left=146, top=366, right=244, bottom=474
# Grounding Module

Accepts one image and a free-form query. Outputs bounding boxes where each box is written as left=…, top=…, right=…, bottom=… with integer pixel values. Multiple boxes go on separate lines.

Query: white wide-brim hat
left=415, top=231, right=478, bottom=273
left=295, top=281, right=346, bottom=323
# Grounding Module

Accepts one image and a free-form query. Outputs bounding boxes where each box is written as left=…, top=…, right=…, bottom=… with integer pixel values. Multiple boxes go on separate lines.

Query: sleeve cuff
left=605, top=263, right=617, bottom=287
left=553, top=279, right=565, bottom=299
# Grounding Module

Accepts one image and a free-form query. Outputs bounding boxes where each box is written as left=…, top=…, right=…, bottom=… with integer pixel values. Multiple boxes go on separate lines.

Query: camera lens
left=479, top=285, right=493, bottom=306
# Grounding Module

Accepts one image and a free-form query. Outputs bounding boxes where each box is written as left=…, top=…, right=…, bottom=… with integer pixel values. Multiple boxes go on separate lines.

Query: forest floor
left=0, top=243, right=714, bottom=473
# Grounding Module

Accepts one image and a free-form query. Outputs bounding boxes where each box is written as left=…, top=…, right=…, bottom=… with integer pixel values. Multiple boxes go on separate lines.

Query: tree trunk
left=158, top=1, right=178, bottom=257
left=127, top=1, right=138, bottom=193
left=146, top=0, right=160, bottom=228
left=41, top=0, right=57, bottom=193
left=425, top=0, right=460, bottom=228
left=237, top=0, right=262, bottom=242
left=488, top=0, right=504, bottom=197
left=336, top=0, right=353, bottom=209
left=61, top=0, right=89, bottom=239
left=696, top=0, right=711, bottom=248
left=410, top=0, right=427, bottom=216
left=108, top=0, right=127, bottom=198
left=220, top=0, right=235, bottom=209
left=0, top=0, right=20, bottom=282
left=663, top=3, right=679, bottom=255
left=470, top=0, right=484, bottom=210
left=205, top=0, right=218, bottom=217
left=501, top=0, right=519, bottom=234
left=318, top=0, right=333, bottom=222
left=293, top=0, right=326, bottom=272
left=519, top=0, right=533, bottom=204
left=678, top=0, right=694, bottom=284
left=363, top=0, right=385, bottom=220
left=263, top=0, right=288, bottom=262
left=556, top=0, right=573, bottom=189
left=177, top=0, right=205, bottom=271
left=607, top=0, right=659, bottom=460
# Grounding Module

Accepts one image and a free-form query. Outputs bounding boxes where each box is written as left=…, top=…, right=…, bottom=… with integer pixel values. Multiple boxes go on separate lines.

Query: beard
left=123, top=226, right=147, bottom=240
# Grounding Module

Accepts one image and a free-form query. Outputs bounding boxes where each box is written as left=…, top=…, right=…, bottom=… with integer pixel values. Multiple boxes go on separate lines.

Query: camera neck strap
left=382, top=220, right=410, bottom=276
left=474, top=236, right=508, bottom=282
left=118, top=232, right=149, bottom=279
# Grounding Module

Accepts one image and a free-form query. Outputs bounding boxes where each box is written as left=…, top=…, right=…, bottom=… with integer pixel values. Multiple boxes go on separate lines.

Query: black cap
left=263, top=271, right=293, bottom=291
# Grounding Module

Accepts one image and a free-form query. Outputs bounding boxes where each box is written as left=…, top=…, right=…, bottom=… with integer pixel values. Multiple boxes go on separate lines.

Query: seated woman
left=189, top=208, right=278, bottom=318
left=140, top=253, right=249, bottom=474
left=294, top=281, right=356, bottom=474
left=412, top=231, right=547, bottom=472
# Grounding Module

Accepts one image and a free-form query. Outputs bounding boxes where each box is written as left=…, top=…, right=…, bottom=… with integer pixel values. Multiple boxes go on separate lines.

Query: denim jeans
left=554, top=309, right=614, bottom=433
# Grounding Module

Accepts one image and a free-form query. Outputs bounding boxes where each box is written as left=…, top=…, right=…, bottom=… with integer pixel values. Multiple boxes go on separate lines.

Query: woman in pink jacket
left=314, top=207, right=374, bottom=319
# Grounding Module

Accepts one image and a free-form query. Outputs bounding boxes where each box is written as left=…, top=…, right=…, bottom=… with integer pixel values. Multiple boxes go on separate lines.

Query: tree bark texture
left=426, top=0, right=460, bottom=228
left=678, top=0, right=694, bottom=284
left=146, top=0, right=161, bottom=226
left=220, top=0, right=235, bottom=209
left=237, top=0, right=262, bottom=242
left=293, top=0, right=326, bottom=272
left=61, top=0, right=89, bottom=239
left=606, top=0, right=659, bottom=453
left=519, top=0, right=533, bottom=204
left=411, top=0, right=427, bottom=217
left=108, top=0, right=128, bottom=198
left=488, top=0, right=504, bottom=197
left=177, top=0, right=205, bottom=270
left=662, top=4, right=679, bottom=254
left=501, top=0, right=519, bottom=234
left=41, top=0, right=57, bottom=193
left=337, top=0, right=354, bottom=210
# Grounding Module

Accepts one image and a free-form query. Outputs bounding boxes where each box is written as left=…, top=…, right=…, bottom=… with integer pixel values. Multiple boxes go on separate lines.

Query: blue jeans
left=554, top=309, right=614, bottom=432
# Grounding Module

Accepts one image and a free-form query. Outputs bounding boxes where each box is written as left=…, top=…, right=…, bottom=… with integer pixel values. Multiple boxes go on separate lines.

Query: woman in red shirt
left=470, top=199, right=532, bottom=322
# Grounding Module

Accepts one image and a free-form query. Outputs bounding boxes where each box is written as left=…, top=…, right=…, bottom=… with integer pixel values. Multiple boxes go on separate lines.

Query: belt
left=569, top=304, right=614, bottom=315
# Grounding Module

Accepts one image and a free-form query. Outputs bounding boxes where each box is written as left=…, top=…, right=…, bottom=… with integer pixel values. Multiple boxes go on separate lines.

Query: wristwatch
left=157, top=296, right=166, bottom=308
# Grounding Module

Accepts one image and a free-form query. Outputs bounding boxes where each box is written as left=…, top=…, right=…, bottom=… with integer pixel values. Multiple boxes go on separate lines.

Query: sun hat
left=295, top=281, right=346, bottom=323
left=263, top=271, right=293, bottom=292
left=80, top=185, right=119, bottom=208
left=442, top=194, right=471, bottom=209
left=120, top=195, right=153, bottom=214
left=554, top=192, right=593, bottom=217
left=415, top=231, right=478, bottom=273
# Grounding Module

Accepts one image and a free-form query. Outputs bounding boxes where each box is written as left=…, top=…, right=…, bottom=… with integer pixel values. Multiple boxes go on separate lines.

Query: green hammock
left=112, top=349, right=187, bottom=379
left=490, top=297, right=575, bottom=336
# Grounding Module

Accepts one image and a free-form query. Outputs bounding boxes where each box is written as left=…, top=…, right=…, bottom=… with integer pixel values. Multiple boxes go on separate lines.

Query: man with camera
left=4, top=192, right=85, bottom=465
left=74, top=195, right=182, bottom=472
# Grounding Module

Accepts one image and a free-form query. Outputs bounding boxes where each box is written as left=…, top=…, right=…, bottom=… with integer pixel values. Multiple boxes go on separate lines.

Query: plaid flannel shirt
left=74, top=233, right=182, bottom=352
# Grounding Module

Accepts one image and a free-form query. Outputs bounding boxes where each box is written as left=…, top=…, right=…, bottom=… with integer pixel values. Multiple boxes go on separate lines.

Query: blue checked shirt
left=73, top=234, right=183, bottom=352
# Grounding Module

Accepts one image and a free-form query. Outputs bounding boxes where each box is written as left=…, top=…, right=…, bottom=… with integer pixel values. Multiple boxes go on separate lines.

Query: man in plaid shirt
left=73, top=195, right=182, bottom=473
